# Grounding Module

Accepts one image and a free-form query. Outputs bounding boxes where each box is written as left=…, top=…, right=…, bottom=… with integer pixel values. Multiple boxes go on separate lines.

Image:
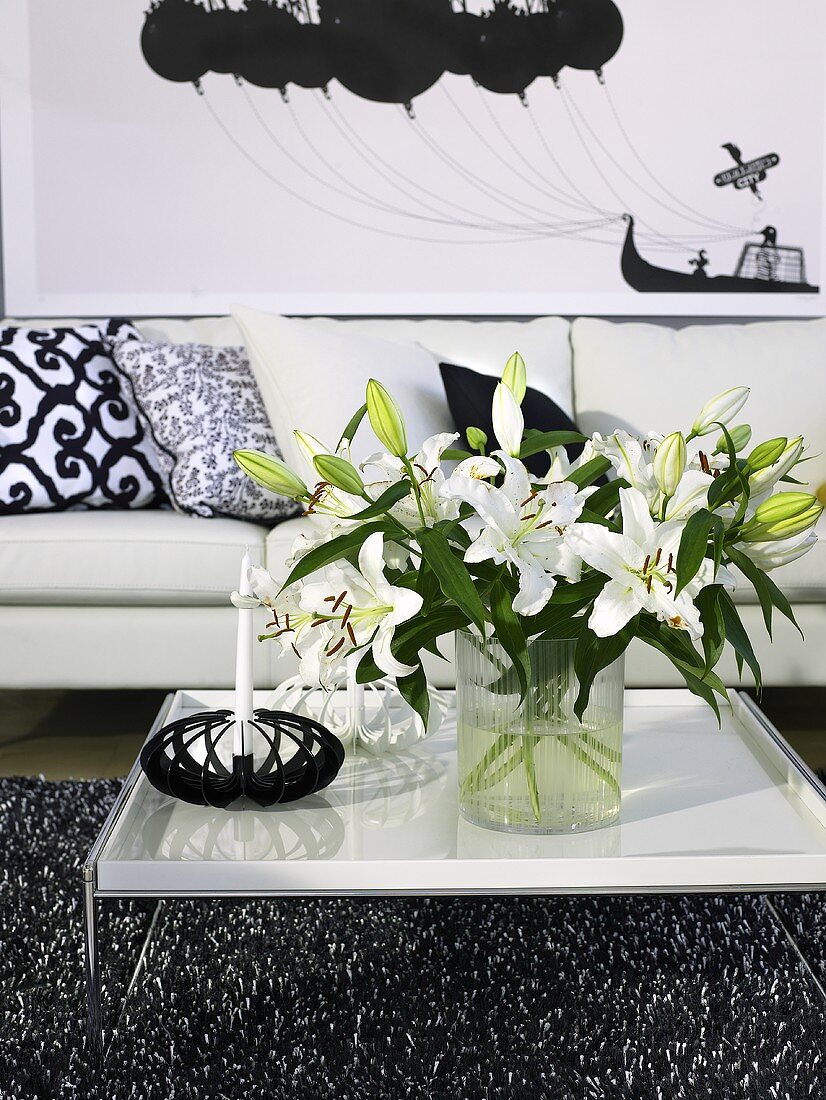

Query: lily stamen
left=341, top=603, right=352, bottom=629
left=346, top=623, right=357, bottom=646
left=331, top=590, right=347, bottom=612
left=326, top=638, right=345, bottom=657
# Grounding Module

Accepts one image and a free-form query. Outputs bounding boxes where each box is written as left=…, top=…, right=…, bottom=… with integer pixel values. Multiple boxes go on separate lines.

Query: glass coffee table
left=83, top=688, right=826, bottom=1059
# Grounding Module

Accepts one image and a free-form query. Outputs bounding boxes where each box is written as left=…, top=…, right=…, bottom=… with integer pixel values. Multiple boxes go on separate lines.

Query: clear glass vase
left=455, top=631, right=624, bottom=834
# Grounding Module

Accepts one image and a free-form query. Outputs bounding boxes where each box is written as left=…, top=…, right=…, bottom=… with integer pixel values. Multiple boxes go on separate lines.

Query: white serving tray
left=92, top=689, right=826, bottom=896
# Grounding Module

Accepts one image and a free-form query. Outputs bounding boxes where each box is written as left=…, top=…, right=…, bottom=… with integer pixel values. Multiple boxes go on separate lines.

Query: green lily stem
left=401, top=458, right=428, bottom=527
left=521, top=734, right=542, bottom=823
left=462, top=727, right=621, bottom=814
left=558, top=735, right=621, bottom=798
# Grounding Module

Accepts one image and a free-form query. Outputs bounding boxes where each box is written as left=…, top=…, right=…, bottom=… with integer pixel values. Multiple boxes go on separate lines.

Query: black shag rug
left=1, top=776, right=825, bottom=1099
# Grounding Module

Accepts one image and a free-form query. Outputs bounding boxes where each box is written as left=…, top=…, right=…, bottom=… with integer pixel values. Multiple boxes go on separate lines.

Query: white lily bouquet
left=233, top=355, right=820, bottom=829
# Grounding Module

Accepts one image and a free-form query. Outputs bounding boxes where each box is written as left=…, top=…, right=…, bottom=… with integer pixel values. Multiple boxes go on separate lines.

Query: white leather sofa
left=1, top=314, right=824, bottom=690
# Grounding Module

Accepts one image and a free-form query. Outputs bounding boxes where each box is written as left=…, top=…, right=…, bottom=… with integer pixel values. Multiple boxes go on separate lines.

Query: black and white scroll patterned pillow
left=106, top=337, right=301, bottom=523
left=0, top=320, right=166, bottom=515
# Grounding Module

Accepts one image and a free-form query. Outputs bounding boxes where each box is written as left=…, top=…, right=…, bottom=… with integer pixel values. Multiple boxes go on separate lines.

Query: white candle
left=234, top=547, right=254, bottom=755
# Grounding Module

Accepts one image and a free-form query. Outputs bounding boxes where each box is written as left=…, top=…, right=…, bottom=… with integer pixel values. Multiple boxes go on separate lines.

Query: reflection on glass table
left=139, top=796, right=346, bottom=863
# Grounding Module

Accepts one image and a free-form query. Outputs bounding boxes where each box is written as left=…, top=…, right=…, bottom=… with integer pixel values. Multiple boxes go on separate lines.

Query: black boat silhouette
left=621, top=215, right=819, bottom=294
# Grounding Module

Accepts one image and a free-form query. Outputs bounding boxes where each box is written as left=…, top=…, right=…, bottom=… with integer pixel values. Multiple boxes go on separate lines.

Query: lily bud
left=313, top=454, right=365, bottom=497
left=691, top=386, right=750, bottom=437
left=715, top=424, right=752, bottom=454
left=746, top=437, right=787, bottom=472
left=366, top=379, right=408, bottom=458
left=749, top=436, right=805, bottom=495
left=754, top=492, right=815, bottom=525
left=466, top=426, right=488, bottom=453
left=233, top=450, right=309, bottom=501
left=293, top=429, right=327, bottom=467
left=502, top=352, right=527, bottom=405
left=653, top=431, right=687, bottom=497
left=740, top=530, right=817, bottom=571
left=492, top=381, right=524, bottom=458
left=741, top=492, right=822, bottom=541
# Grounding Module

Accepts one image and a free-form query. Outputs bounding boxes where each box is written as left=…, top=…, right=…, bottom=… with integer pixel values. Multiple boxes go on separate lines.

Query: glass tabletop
left=92, top=689, right=826, bottom=896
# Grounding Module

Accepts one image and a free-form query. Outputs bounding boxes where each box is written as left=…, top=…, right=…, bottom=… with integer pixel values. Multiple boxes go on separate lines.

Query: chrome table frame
left=82, top=689, right=826, bottom=1062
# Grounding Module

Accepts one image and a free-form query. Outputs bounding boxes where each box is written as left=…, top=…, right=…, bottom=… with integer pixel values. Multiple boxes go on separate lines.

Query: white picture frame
left=2, top=0, right=825, bottom=318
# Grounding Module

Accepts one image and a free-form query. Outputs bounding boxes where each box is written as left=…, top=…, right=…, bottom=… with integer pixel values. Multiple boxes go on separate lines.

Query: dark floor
left=0, top=686, right=824, bottom=779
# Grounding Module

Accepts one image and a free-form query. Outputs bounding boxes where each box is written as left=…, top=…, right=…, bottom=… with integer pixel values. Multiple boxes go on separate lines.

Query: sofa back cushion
left=571, top=317, right=826, bottom=491
left=133, top=315, right=574, bottom=411
left=3, top=312, right=574, bottom=455
left=229, top=310, right=574, bottom=471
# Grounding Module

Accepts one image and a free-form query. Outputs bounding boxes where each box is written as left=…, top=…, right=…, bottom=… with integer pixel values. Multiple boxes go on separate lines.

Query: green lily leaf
left=337, top=403, right=368, bottom=449
left=397, top=663, right=430, bottom=731
left=675, top=508, right=722, bottom=596
left=281, top=520, right=392, bottom=590
left=489, top=583, right=531, bottom=702
left=349, top=480, right=412, bottom=521
left=519, top=429, right=587, bottom=460
left=417, top=526, right=487, bottom=635
left=718, top=589, right=763, bottom=692
left=567, top=456, right=612, bottom=490
left=725, top=545, right=802, bottom=638
left=573, top=618, right=638, bottom=721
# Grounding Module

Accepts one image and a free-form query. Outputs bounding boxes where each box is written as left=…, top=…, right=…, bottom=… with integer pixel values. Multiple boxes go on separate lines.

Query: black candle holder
left=139, top=708, right=345, bottom=808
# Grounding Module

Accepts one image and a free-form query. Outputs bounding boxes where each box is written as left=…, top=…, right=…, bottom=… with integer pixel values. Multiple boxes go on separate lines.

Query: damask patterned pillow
left=106, top=337, right=301, bottom=523
left=0, top=320, right=166, bottom=514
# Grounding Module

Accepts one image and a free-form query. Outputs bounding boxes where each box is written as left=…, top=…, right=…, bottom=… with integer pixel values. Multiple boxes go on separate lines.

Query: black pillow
left=439, top=361, right=585, bottom=477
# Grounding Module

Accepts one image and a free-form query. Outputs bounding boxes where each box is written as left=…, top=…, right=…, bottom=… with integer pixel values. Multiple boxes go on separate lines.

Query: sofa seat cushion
left=0, top=510, right=268, bottom=606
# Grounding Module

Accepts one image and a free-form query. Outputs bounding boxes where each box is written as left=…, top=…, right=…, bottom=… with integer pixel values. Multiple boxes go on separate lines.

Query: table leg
left=83, top=873, right=103, bottom=1063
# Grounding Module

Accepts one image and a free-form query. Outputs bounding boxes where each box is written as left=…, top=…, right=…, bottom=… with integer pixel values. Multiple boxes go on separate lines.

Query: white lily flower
left=492, top=382, right=524, bottom=458
left=441, top=450, right=587, bottom=616
left=737, top=528, right=818, bottom=571
left=299, top=531, right=423, bottom=678
left=294, top=430, right=365, bottom=521
left=453, top=454, right=502, bottom=480
left=232, top=571, right=346, bottom=688
left=686, top=438, right=729, bottom=478
left=543, top=441, right=596, bottom=484
left=362, top=432, right=461, bottom=530
left=590, top=430, right=659, bottom=505
left=662, top=469, right=715, bottom=522
left=566, top=487, right=734, bottom=640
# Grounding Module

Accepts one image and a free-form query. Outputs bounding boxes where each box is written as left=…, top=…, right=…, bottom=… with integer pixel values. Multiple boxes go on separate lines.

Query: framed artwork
left=1, top=0, right=824, bottom=316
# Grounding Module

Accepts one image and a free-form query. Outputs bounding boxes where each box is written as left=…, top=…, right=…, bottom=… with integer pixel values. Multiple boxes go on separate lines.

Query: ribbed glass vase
left=456, top=631, right=624, bottom=834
